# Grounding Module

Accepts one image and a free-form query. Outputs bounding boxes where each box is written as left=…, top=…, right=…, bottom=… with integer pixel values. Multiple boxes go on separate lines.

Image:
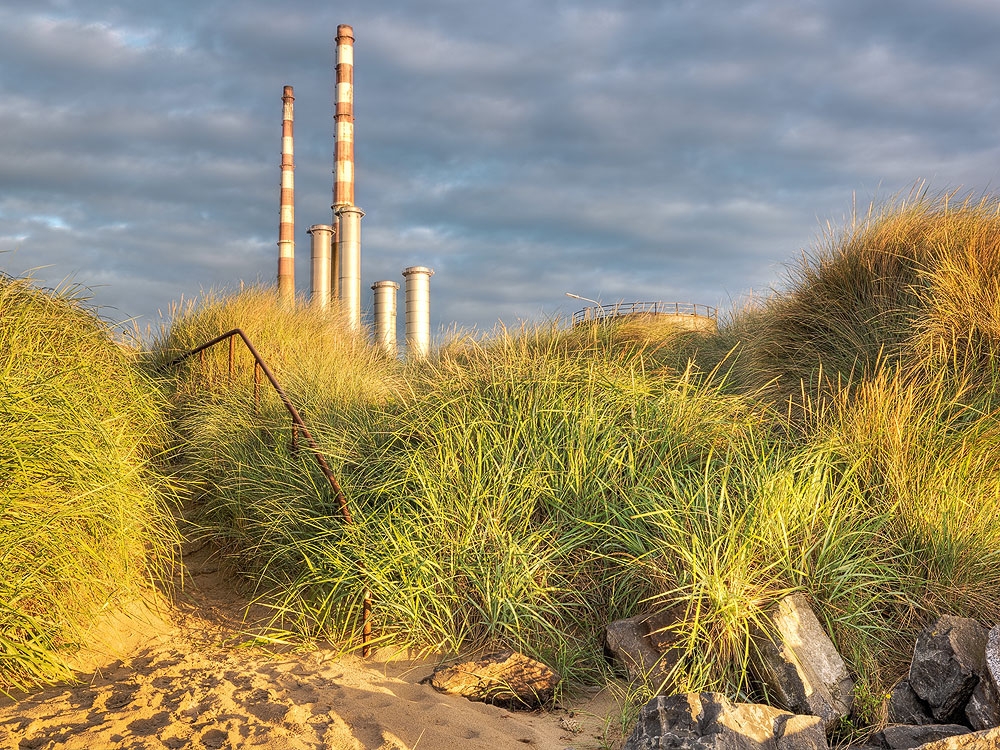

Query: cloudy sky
left=3, top=1, right=1000, bottom=340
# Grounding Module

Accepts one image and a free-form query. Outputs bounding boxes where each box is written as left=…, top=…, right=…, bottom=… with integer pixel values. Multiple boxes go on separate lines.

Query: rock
left=878, top=724, right=971, bottom=749
left=421, top=650, right=559, bottom=709
left=623, top=692, right=827, bottom=750
left=605, top=609, right=681, bottom=689
left=987, top=628, right=1000, bottom=694
left=755, top=593, right=855, bottom=730
left=966, top=678, right=1000, bottom=731
left=889, top=680, right=935, bottom=726
left=912, top=726, right=1000, bottom=750
left=909, top=616, right=988, bottom=723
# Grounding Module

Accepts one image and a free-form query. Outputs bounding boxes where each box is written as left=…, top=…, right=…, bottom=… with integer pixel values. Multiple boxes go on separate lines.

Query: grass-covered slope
left=724, top=191, right=1000, bottom=402
left=150, top=287, right=404, bottom=582
left=0, top=277, right=178, bottom=692
left=156, top=192, right=1000, bottom=724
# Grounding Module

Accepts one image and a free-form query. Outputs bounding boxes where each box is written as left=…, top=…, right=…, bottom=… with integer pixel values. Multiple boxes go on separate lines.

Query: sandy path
left=0, top=544, right=623, bottom=750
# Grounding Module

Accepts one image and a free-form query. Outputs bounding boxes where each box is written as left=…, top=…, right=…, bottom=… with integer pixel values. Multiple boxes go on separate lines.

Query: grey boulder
left=755, top=593, right=854, bottom=731
left=909, top=616, right=988, bottom=724
left=987, top=627, right=1000, bottom=693
left=912, top=726, right=1000, bottom=749
left=966, top=677, right=1000, bottom=732
left=877, top=723, right=971, bottom=749
left=888, top=680, right=934, bottom=726
left=605, top=609, right=681, bottom=690
left=624, top=692, right=827, bottom=750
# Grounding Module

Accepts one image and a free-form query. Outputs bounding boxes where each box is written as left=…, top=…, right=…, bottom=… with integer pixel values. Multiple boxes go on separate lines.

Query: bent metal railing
left=164, top=328, right=372, bottom=656
left=571, top=301, right=718, bottom=325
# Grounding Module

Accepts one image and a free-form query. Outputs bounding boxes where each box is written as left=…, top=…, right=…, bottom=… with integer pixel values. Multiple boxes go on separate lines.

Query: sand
left=0, top=544, right=625, bottom=750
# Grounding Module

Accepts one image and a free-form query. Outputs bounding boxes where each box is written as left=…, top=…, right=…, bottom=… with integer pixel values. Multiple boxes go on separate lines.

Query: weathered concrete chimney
left=308, top=224, right=333, bottom=309
left=402, top=266, right=434, bottom=358
left=332, top=24, right=363, bottom=330
left=371, top=280, right=399, bottom=356
left=277, top=85, right=296, bottom=305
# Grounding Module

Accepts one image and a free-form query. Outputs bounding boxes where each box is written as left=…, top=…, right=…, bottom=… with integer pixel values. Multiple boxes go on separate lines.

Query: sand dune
left=0, top=545, right=623, bottom=750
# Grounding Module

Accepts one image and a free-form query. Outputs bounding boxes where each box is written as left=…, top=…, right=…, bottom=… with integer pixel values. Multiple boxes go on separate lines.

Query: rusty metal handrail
left=163, top=327, right=372, bottom=655
left=571, top=301, right=718, bottom=325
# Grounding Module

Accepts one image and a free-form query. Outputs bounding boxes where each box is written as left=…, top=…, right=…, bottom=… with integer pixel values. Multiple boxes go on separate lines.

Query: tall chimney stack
left=402, top=266, right=434, bottom=358
left=333, top=24, right=355, bottom=209
left=371, top=280, right=399, bottom=356
left=333, top=24, right=363, bottom=330
left=277, top=85, right=296, bottom=305
left=308, top=224, right=333, bottom=309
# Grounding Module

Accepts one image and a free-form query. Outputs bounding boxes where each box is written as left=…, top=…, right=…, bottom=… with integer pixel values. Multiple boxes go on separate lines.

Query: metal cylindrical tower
left=371, top=280, right=399, bottom=356
left=402, top=266, right=434, bottom=358
left=277, top=85, right=296, bottom=304
left=331, top=225, right=341, bottom=302
left=331, top=24, right=362, bottom=327
left=308, top=224, right=333, bottom=309
left=336, top=205, right=364, bottom=331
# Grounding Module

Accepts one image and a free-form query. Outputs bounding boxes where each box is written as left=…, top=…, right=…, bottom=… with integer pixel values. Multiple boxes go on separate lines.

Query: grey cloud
left=3, top=0, right=1000, bottom=338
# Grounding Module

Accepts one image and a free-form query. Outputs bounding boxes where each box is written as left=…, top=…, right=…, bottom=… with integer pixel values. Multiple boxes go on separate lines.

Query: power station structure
left=332, top=25, right=364, bottom=334
left=402, top=266, right=435, bottom=358
left=276, top=85, right=296, bottom=306
left=371, top=280, right=399, bottom=356
left=275, top=24, right=434, bottom=358
left=307, top=224, right=333, bottom=310
left=275, top=24, right=715, bottom=357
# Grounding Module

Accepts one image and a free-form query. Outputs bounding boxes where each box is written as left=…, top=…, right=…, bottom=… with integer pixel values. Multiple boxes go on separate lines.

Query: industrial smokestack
left=371, top=280, right=399, bottom=356
left=331, top=225, right=341, bottom=302
left=308, top=224, right=333, bottom=309
left=277, top=85, right=296, bottom=305
left=402, top=266, right=434, bottom=358
left=336, top=205, right=364, bottom=330
left=332, top=24, right=362, bottom=330
left=333, top=24, right=355, bottom=209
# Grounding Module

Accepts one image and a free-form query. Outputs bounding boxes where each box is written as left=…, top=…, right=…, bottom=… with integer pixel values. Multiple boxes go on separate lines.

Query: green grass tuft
left=0, top=276, right=179, bottom=692
left=152, top=190, right=1000, bottom=724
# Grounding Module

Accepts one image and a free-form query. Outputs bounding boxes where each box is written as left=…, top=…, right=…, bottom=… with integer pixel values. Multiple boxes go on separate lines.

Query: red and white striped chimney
left=333, top=25, right=355, bottom=210
left=277, top=85, right=296, bottom=304
left=332, top=24, right=363, bottom=331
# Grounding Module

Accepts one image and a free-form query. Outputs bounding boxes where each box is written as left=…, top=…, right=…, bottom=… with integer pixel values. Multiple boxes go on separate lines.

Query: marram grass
left=158, top=190, right=1000, bottom=728
left=731, top=188, right=1000, bottom=406
left=0, top=276, right=178, bottom=692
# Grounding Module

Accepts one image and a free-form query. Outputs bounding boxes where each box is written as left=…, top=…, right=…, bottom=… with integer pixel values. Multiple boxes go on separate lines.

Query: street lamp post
left=565, top=292, right=601, bottom=305
left=565, top=292, right=602, bottom=322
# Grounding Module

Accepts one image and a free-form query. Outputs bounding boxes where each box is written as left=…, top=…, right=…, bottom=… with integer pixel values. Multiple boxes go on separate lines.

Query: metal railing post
left=253, top=362, right=261, bottom=414
left=163, top=328, right=369, bottom=655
